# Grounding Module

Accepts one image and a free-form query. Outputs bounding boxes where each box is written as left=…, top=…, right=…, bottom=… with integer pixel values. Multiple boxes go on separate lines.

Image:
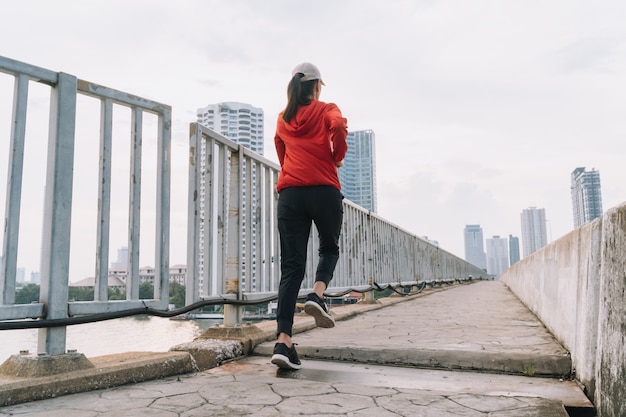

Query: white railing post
left=155, top=108, right=171, bottom=303
left=186, top=124, right=202, bottom=305
left=223, top=145, right=243, bottom=326
left=94, top=98, right=113, bottom=301
left=126, top=108, right=143, bottom=300
left=38, top=72, right=77, bottom=356
left=1, top=74, right=28, bottom=305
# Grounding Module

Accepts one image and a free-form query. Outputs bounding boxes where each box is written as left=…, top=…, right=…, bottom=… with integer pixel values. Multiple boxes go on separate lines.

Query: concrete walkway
left=0, top=281, right=595, bottom=416
left=255, top=279, right=571, bottom=376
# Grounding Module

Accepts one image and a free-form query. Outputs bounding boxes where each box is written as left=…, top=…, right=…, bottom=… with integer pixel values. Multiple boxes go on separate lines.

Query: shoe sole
left=304, top=301, right=335, bottom=328
left=271, top=353, right=301, bottom=370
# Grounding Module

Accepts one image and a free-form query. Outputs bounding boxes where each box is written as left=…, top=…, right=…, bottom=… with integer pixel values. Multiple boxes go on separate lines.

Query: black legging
left=275, top=185, right=343, bottom=336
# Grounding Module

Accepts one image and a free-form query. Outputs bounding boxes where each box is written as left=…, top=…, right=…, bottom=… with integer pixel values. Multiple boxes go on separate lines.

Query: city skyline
left=464, top=226, right=520, bottom=276
left=1, top=1, right=625, bottom=280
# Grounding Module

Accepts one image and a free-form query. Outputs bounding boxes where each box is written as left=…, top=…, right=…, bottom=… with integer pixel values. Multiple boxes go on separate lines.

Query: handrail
left=186, top=123, right=491, bottom=325
left=0, top=280, right=446, bottom=330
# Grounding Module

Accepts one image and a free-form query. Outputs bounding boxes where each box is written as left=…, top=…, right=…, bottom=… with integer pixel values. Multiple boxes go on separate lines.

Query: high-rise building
left=508, top=235, right=520, bottom=266
left=1, top=256, right=32, bottom=284
left=571, top=167, right=603, bottom=228
left=486, top=236, right=509, bottom=277
left=520, top=207, right=548, bottom=258
left=338, top=130, right=377, bottom=212
left=196, top=102, right=265, bottom=294
left=15, top=267, right=25, bottom=284
left=110, top=246, right=128, bottom=270
left=463, top=225, right=486, bottom=270
left=197, top=102, right=264, bottom=155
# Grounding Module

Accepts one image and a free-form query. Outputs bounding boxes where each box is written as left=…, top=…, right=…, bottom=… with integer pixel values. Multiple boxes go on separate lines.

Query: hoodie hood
left=278, top=100, right=327, bottom=136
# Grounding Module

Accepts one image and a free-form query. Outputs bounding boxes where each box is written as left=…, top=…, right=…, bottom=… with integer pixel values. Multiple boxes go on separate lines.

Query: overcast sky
left=1, top=0, right=626, bottom=280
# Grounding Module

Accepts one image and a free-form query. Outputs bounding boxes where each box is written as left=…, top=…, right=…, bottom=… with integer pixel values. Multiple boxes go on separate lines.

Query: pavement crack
left=446, top=396, right=486, bottom=413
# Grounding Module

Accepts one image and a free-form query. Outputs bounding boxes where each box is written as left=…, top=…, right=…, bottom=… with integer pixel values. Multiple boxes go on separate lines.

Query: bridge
left=0, top=56, right=624, bottom=416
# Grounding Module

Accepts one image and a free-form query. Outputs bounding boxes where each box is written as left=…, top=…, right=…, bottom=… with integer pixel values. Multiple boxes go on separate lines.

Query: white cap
left=292, top=62, right=325, bottom=85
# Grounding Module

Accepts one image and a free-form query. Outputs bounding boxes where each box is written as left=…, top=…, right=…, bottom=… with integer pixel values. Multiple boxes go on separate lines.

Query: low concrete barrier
left=501, top=201, right=626, bottom=417
left=0, top=352, right=194, bottom=406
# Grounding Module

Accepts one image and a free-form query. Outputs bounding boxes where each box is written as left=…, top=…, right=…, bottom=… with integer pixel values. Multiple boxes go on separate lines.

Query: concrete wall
left=500, top=201, right=626, bottom=417
left=595, top=205, right=626, bottom=417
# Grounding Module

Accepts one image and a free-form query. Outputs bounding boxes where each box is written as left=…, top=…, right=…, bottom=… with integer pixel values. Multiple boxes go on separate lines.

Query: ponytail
left=282, top=73, right=317, bottom=123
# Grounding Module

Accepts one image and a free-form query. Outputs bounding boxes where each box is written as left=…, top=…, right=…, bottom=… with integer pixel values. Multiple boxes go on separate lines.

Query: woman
left=271, top=62, right=348, bottom=370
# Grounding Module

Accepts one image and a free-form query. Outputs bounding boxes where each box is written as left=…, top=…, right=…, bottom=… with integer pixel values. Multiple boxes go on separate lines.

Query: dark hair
left=282, top=73, right=317, bottom=122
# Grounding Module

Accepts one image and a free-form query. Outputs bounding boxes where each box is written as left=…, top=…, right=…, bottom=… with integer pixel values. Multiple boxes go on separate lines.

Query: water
left=0, top=316, right=222, bottom=361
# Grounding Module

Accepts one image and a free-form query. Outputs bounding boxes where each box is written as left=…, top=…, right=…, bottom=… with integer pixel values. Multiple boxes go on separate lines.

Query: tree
left=169, top=282, right=186, bottom=309
left=139, top=281, right=154, bottom=299
left=15, top=284, right=39, bottom=304
left=68, top=286, right=94, bottom=301
left=108, top=287, right=125, bottom=300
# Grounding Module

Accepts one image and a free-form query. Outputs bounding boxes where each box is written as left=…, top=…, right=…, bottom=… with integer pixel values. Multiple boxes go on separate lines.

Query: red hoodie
left=274, top=100, right=348, bottom=192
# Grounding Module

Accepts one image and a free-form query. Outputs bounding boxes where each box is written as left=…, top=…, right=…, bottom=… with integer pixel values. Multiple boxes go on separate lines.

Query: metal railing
left=0, top=56, right=171, bottom=355
left=187, top=123, right=491, bottom=325
left=0, top=55, right=490, bottom=356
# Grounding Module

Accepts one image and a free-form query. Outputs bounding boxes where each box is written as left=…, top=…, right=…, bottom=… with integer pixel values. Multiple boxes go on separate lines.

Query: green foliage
left=168, top=282, right=186, bottom=308
left=13, top=281, right=188, bottom=306
left=15, top=284, right=40, bottom=304
left=139, top=281, right=154, bottom=299
left=68, top=286, right=94, bottom=301
left=523, top=364, right=536, bottom=377
left=108, top=287, right=125, bottom=300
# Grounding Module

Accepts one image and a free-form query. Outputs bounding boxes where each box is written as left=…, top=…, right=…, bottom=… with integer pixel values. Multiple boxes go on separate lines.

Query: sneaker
left=304, top=293, right=335, bottom=328
left=271, top=343, right=301, bottom=370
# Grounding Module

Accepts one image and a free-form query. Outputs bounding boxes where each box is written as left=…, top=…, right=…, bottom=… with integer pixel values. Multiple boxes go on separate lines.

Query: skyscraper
left=110, top=246, right=128, bottom=270
left=338, top=130, right=377, bottom=212
left=570, top=167, right=603, bottom=228
left=197, top=102, right=264, bottom=155
left=486, top=236, right=509, bottom=277
left=520, top=207, right=548, bottom=258
left=463, top=225, right=486, bottom=270
left=196, top=102, right=265, bottom=293
left=508, top=235, right=520, bottom=266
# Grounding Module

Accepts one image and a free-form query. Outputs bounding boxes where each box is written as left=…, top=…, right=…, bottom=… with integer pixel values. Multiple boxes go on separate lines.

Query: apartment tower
left=571, top=167, right=603, bottom=228
left=463, top=224, right=486, bottom=270
left=197, top=102, right=264, bottom=155
left=338, top=130, right=377, bottom=212
left=508, top=235, right=520, bottom=266
left=520, top=207, right=548, bottom=258
left=486, top=236, right=509, bottom=277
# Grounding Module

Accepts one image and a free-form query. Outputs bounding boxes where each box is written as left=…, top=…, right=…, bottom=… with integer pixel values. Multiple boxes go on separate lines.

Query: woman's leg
left=312, top=186, right=343, bottom=289
left=276, top=188, right=311, bottom=344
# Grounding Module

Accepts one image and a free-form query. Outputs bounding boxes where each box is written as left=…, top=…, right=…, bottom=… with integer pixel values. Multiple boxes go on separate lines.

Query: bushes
left=13, top=282, right=186, bottom=305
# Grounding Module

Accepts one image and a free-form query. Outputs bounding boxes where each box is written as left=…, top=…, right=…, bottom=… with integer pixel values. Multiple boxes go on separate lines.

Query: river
left=0, top=316, right=224, bottom=361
